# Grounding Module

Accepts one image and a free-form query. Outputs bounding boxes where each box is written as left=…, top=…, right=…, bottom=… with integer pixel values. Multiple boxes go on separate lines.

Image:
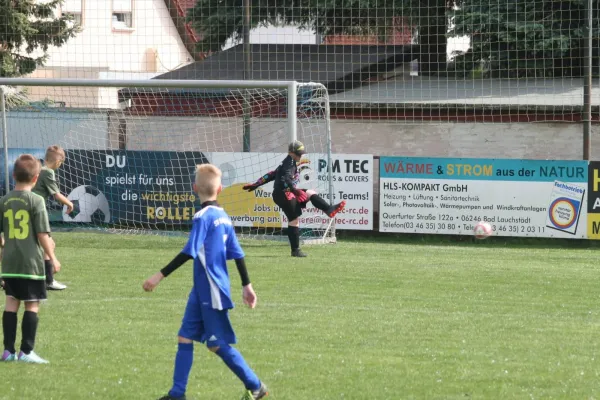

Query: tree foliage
left=187, top=1, right=400, bottom=53
left=187, top=0, right=450, bottom=73
left=0, top=0, right=79, bottom=77
left=188, top=0, right=598, bottom=77
left=449, top=0, right=600, bottom=77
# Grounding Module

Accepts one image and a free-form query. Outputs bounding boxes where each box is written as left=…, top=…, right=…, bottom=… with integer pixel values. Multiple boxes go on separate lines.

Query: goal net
left=0, top=79, right=335, bottom=244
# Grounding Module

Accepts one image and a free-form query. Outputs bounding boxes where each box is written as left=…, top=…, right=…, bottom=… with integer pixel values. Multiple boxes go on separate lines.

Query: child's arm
left=226, top=228, right=257, bottom=308
left=38, top=233, right=61, bottom=272
left=54, top=192, right=74, bottom=214
left=243, top=169, right=277, bottom=192
left=142, top=252, right=192, bottom=292
left=235, top=258, right=257, bottom=308
left=143, top=217, right=206, bottom=292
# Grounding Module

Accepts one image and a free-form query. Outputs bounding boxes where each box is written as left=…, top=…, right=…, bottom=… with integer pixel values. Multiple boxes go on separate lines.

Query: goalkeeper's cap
left=289, top=140, right=307, bottom=155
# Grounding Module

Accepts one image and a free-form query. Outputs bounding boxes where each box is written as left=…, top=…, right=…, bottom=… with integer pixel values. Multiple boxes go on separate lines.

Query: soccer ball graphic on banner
left=63, top=185, right=111, bottom=223
left=473, top=221, right=493, bottom=239
left=298, top=159, right=315, bottom=187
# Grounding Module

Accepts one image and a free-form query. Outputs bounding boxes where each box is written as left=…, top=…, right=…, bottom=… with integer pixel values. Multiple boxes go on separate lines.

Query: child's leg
left=168, top=336, right=195, bottom=398
left=45, top=237, right=55, bottom=285
left=167, top=293, right=202, bottom=398
left=305, top=189, right=346, bottom=217
left=211, top=344, right=261, bottom=391
left=3, top=296, right=20, bottom=355
left=20, top=301, right=40, bottom=355
left=287, top=219, right=300, bottom=251
left=44, top=256, right=54, bottom=286
left=305, top=189, right=329, bottom=212
left=45, top=238, right=67, bottom=290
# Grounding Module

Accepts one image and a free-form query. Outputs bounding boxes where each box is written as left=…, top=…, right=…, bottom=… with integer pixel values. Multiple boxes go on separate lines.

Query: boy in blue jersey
left=143, top=164, right=268, bottom=400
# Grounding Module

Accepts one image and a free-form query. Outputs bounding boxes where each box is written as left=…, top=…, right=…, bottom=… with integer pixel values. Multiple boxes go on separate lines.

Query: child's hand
left=294, top=189, right=308, bottom=203
left=53, top=258, right=61, bottom=273
left=242, top=183, right=258, bottom=192
left=143, top=272, right=164, bottom=292
left=65, top=200, right=74, bottom=214
left=242, top=284, right=257, bottom=309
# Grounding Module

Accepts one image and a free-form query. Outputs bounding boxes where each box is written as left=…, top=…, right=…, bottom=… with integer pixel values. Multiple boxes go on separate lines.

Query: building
left=27, top=0, right=193, bottom=108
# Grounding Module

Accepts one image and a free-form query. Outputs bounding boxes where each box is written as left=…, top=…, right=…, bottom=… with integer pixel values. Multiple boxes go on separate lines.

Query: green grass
left=1, top=232, right=600, bottom=399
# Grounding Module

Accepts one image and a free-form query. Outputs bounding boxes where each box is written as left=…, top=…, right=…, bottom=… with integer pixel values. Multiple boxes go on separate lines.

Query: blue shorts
left=178, top=291, right=237, bottom=346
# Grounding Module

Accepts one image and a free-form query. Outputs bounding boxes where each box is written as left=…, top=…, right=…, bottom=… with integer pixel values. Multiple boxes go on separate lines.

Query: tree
left=0, top=0, right=79, bottom=78
left=449, top=0, right=600, bottom=77
left=186, top=0, right=450, bottom=75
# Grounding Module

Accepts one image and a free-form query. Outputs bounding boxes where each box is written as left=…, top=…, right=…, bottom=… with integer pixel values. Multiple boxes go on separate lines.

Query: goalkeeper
left=243, top=141, right=345, bottom=257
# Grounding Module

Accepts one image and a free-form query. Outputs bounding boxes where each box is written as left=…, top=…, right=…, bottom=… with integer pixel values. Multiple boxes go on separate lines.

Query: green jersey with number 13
left=0, top=190, right=51, bottom=280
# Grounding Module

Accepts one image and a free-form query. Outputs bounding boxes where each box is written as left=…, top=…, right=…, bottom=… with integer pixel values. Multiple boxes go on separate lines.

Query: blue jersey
left=182, top=204, right=245, bottom=310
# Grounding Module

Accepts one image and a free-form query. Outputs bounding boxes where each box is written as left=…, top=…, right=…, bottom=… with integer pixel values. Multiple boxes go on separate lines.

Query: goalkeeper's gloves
left=293, top=188, right=308, bottom=203
left=243, top=183, right=259, bottom=192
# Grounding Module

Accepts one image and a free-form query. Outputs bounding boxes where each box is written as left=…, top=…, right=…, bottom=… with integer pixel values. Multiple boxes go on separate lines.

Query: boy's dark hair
left=14, top=154, right=42, bottom=183
left=45, top=145, right=66, bottom=163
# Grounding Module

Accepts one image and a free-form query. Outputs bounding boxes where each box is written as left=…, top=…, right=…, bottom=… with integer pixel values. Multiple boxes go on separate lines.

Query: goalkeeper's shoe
left=157, top=395, right=186, bottom=400
left=327, top=201, right=346, bottom=218
left=291, top=249, right=307, bottom=258
left=241, top=383, right=269, bottom=400
left=18, top=351, right=49, bottom=364
left=47, top=280, right=67, bottom=290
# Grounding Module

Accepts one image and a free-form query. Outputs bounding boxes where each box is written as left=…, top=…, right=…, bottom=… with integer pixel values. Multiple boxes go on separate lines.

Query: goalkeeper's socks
left=216, top=345, right=261, bottom=391
left=169, top=342, right=194, bottom=398
left=310, top=194, right=330, bottom=213
left=44, top=260, right=54, bottom=285
left=287, top=226, right=300, bottom=251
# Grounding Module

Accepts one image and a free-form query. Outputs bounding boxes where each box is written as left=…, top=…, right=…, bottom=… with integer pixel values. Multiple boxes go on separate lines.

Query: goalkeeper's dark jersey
left=273, top=155, right=300, bottom=192
left=0, top=191, right=50, bottom=280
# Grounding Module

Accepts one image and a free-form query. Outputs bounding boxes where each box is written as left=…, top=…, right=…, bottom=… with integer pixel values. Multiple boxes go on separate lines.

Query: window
left=112, top=0, right=133, bottom=30
left=62, top=0, right=83, bottom=27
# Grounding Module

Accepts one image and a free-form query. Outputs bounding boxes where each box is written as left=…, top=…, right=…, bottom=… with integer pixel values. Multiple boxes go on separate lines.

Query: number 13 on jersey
left=4, top=209, right=30, bottom=239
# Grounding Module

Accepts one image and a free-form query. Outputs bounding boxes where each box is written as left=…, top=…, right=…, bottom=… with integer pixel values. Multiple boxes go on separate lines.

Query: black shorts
left=273, top=190, right=304, bottom=221
left=3, top=278, right=47, bottom=302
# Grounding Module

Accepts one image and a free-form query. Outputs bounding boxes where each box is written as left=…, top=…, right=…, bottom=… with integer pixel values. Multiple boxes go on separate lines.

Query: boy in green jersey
left=32, top=145, right=73, bottom=291
left=0, top=154, right=61, bottom=364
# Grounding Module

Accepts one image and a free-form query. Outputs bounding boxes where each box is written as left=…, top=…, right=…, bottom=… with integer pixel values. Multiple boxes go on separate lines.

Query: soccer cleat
left=327, top=201, right=346, bottom=218
left=157, top=395, right=186, bottom=400
left=47, top=280, right=67, bottom=290
left=18, top=351, right=49, bottom=364
left=291, top=249, right=307, bottom=257
left=241, top=382, right=269, bottom=400
left=1, top=350, right=16, bottom=362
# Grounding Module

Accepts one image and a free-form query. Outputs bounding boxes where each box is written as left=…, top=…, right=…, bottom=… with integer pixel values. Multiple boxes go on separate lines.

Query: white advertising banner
left=207, top=153, right=373, bottom=230
left=379, top=157, right=588, bottom=238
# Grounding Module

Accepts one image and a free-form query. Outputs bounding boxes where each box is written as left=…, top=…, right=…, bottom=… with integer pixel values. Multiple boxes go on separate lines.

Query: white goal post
left=0, top=78, right=336, bottom=244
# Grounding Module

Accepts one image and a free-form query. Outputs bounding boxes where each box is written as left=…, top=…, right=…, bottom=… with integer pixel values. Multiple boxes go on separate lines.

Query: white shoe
left=47, top=280, right=67, bottom=290
left=18, top=351, right=49, bottom=364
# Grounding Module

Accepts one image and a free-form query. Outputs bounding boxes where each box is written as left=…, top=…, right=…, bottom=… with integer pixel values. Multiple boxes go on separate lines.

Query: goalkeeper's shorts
left=272, top=190, right=303, bottom=221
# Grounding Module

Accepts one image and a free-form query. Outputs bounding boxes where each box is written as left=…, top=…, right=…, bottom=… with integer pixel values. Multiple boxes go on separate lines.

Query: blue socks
left=216, top=345, right=261, bottom=391
left=169, top=342, right=194, bottom=398
left=168, top=342, right=260, bottom=396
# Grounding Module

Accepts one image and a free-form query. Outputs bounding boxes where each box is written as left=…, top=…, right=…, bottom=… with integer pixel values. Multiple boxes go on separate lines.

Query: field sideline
left=1, top=232, right=599, bottom=399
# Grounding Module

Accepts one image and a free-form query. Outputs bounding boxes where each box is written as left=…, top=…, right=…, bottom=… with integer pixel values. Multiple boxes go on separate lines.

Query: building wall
left=6, top=110, right=109, bottom=149
left=8, top=110, right=597, bottom=159
left=39, top=0, right=191, bottom=73
left=330, top=120, right=599, bottom=160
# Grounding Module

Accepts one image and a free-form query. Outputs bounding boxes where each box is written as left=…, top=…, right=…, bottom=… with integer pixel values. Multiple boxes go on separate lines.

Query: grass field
left=1, top=232, right=600, bottom=400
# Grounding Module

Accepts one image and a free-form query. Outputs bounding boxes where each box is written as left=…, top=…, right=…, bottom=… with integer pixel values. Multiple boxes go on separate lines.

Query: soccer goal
left=0, top=78, right=335, bottom=244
